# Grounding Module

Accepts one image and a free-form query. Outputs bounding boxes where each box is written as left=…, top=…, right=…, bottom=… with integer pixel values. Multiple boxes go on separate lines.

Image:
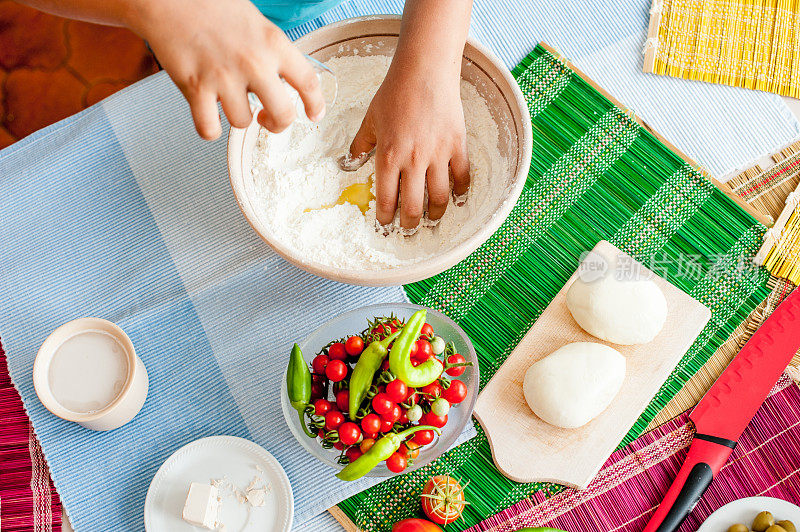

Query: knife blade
left=643, top=287, right=800, bottom=532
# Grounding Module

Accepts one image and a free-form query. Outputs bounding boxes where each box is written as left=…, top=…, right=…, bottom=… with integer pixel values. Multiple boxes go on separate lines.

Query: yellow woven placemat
left=644, top=0, right=800, bottom=97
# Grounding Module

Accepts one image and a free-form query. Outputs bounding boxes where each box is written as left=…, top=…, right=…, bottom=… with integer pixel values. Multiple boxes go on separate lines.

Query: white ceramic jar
left=33, top=318, right=148, bottom=431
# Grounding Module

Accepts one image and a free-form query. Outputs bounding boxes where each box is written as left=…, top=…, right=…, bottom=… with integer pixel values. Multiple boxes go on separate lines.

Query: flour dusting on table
left=250, top=54, right=508, bottom=270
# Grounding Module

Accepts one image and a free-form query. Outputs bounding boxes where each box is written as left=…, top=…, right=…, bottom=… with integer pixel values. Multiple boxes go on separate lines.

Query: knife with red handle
left=643, top=287, right=800, bottom=532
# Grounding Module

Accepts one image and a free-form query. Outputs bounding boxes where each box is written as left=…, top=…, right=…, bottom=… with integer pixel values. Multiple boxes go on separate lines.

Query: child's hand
left=348, top=63, right=470, bottom=230
left=130, top=0, right=326, bottom=139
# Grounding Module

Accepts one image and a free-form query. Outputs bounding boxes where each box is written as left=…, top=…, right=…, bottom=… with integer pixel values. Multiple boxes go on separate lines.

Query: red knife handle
left=643, top=435, right=736, bottom=532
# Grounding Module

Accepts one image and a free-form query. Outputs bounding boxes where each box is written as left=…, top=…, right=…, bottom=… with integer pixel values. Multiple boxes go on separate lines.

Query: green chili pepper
left=286, top=343, right=316, bottom=438
left=335, top=425, right=440, bottom=481
left=389, top=309, right=444, bottom=388
left=348, top=330, right=401, bottom=420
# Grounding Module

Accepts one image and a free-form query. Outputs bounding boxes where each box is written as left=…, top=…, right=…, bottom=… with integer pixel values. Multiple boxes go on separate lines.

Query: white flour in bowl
left=250, top=54, right=509, bottom=270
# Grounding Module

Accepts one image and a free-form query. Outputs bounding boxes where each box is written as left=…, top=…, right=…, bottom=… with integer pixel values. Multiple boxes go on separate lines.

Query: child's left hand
left=348, top=59, right=470, bottom=231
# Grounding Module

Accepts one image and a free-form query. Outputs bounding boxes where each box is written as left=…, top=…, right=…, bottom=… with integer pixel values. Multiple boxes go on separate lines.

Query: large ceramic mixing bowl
left=229, top=15, right=532, bottom=285
left=280, top=303, right=479, bottom=476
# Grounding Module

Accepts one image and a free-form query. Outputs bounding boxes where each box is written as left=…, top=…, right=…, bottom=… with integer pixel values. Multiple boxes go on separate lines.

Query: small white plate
left=698, top=496, right=800, bottom=531
left=144, top=436, right=293, bottom=532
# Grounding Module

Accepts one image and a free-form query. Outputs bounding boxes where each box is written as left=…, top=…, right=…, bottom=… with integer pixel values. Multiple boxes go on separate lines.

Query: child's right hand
left=128, top=0, right=326, bottom=139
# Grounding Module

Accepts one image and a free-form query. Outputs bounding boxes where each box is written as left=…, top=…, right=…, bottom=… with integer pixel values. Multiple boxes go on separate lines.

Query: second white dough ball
left=566, top=272, right=668, bottom=345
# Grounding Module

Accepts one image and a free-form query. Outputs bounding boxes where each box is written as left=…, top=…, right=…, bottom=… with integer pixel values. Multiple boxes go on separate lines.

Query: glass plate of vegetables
left=280, top=303, right=479, bottom=479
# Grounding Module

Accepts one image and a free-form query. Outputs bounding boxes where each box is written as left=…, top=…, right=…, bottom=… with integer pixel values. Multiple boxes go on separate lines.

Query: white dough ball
left=566, top=272, right=667, bottom=345
left=523, top=342, right=626, bottom=429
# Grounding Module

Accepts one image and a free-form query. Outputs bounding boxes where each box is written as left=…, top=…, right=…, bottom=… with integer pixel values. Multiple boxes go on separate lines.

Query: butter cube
left=182, top=482, right=219, bottom=529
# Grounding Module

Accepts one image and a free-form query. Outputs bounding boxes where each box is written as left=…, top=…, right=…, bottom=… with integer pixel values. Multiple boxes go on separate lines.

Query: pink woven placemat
left=467, top=375, right=800, bottom=532
left=0, top=341, right=61, bottom=532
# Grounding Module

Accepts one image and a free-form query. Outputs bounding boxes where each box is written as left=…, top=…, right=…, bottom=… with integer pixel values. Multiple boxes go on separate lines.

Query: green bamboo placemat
left=337, top=43, right=770, bottom=531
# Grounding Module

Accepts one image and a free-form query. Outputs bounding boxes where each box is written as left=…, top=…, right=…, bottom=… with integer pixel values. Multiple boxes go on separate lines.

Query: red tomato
left=421, top=412, right=448, bottom=428
left=404, top=441, right=421, bottom=459
left=445, top=353, right=467, bottom=377
left=345, top=446, right=362, bottom=463
left=333, top=441, right=345, bottom=451
left=408, top=340, right=419, bottom=358
left=359, top=438, right=375, bottom=453
left=324, top=410, right=344, bottom=430
left=338, top=422, right=361, bottom=446
left=404, top=390, right=418, bottom=405
left=421, top=475, right=467, bottom=526
left=325, top=359, right=347, bottom=382
left=311, top=354, right=329, bottom=375
left=313, top=398, right=332, bottom=416
left=391, top=519, right=443, bottom=532
left=335, top=389, right=349, bottom=411
left=310, top=382, right=326, bottom=401
left=420, top=382, right=443, bottom=400
left=363, top=431, right=378, bottom=440
left=328, top=342, right=347, bottom=361
left=345, top=336, right=365, bottom=356
left=361, top=413, right=381, bottom=434
left=442, top=380, right=467, bottom=404
left=413, top=429, right=435, bottom=445
left=386, top=379, right=408, bottom=403
left=414, top=340, right=433, bottom=361
left=371, top=393, right=394, bottom=415
left=381, top=404, right=401, bottom=424
left=397, top=408, right=409, bottom=425
left=380, top=418, right=395, bottom=433
left=420, top=323, right=434, bottom=338
left=386, top=452, right=407, bottom=473
left=381, top=359, right=391, bottom=371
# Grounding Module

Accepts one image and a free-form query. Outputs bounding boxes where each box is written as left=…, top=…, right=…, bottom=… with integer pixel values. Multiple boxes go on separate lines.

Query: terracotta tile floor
left=0, top=1, right=160, bottom=149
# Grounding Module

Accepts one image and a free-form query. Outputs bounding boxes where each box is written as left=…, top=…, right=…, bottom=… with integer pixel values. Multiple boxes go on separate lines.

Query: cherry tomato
left=413, top=429, right=435, bottom=445
left=421, top=412, right=448, bottom=428
left=386, top=379, right=408, bottom=403
left=420, top=323, right=434, bottom=338
left=421, top=476, right=466, bottom=526
left=371, top=393, right=394, bottom=415
left=363, top=431, right=378, bottom=440
left=333, top=441, right=345, bottom=451
left=397, top=408, right=409, bottom=425
left=345, top=446, right=362, bottom=463
left=361, top=413, right=381, bottom=434
left=408, top=340, right=419, bottom=359
left=325, top=359, right=347, bottom=382
left=313, top=398, right=332, bottom=416
left=335, top=389, right=349, bottom=411
left=380, top=418, right=395, bottom=433
left=414, top=340, right=433, bottom=361
left=360, top=438, right=375, bottom=453
left=404, top=389, right=418, bottom=405
left=328, top=342, right=347, bottom=361
left=381, top=403, right=401, bottom=424
left=420, top=382, right=443, bottom=400
left=338, top=422, right=361, bottom=446
left=442, top=379, right=467, bottom=404
left=386, top=452, right=408, bottom=473
left=324, top=410, right=345, bottom=430
left=381, top=359, right=391, bottom=371
left=345, top=336, right=364, bottom=356
left=404, top=441, right=421, bottom=460
left=310, top=382, right=326, bottom=401
left=445, top=353, right=467, bottom=377
left=312, top=354, right=329, bottom=375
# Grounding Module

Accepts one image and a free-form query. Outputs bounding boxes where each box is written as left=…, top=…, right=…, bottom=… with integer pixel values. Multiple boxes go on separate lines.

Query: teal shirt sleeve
left=251, top=0, right=344, bottom=30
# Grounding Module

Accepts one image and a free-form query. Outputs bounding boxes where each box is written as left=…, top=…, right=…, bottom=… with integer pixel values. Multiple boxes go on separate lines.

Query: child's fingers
left=426, top=163, right=450, bottom=221
left=219, top=81, right=253, bottom=129
left=280, top=48, right=326, bottom=122
left=348, top=113, right=377, bottom=161
left=399, top=164, right=426, bottom=230
left=375, top=144, right=401, bottom=226
left=450, top=139, right=471, bottom=199
left=188, top=89, right=222, bottom=140
left=251, top=77, right=296, bottom=133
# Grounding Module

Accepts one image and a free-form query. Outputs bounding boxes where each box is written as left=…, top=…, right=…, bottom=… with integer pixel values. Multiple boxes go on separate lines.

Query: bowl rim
left=228, top=14, right=533, bottom=286
left=280, top=301, right=480, bottom=476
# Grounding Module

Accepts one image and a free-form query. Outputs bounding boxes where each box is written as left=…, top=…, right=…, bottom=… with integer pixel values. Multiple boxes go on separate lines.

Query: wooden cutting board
left=473, top=240, right=711, bottom=489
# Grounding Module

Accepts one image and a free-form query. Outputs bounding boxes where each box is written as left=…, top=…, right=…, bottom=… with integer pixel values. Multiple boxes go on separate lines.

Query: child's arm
left=349, top=0, right=473, bottom=229
left=16, top=0, right=326, bottom=139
